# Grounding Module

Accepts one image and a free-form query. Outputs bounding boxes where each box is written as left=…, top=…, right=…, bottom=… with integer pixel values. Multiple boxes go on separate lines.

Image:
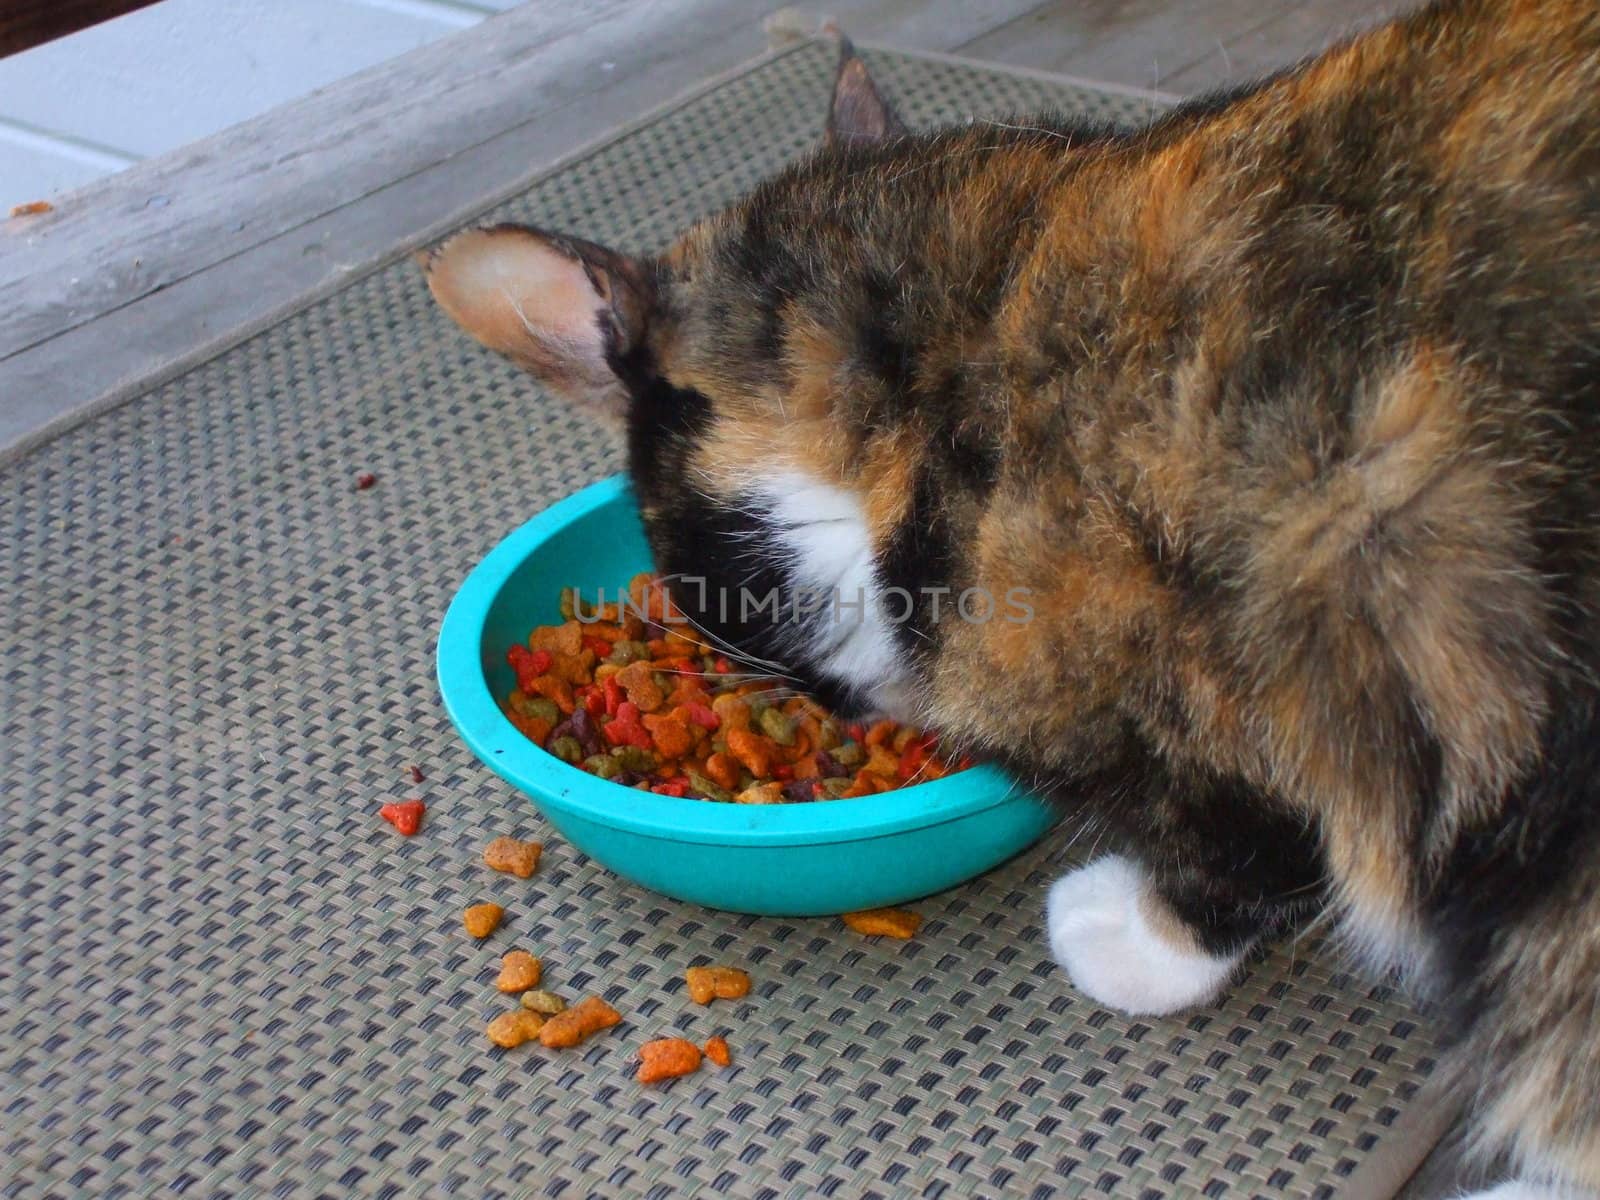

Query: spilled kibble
left=637, top=1037, right=702, bottom=1084
left=495, top=950, right=542, bottom=993
left=463, top=903, right=504, bottom=939
left=486, top=1009, right=544, bottom=1048
left=484, top=836, right=542, bottom=879
left=684, top=965, right=751, bottom=1005
left=378, top=799, right=424, bottom=836
left=703, top=1035, right=732, bottom=1068
left=520, top=989, right=567, bottom=1016
left=842, top=907, right=922, bottom=939
left=538, top=995, right=622, bottom=1049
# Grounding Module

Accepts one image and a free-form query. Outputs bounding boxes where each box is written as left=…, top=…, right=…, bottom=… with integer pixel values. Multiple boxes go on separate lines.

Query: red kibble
left=527, top=648, right=554, bottom=677
left=583, top=636, right=612, bottom=659
left=355, top=472, right=377, bottom=491
left=603, top=700, right=652, bottom=749
left=604, top=676, right=625, bottom=718
left=379, top=799, right=425, bottom=836
left=651, top=780, right=689, bottom=797
left=408, top=764, right=425, bottom=784
left=713, top=657, right=732, bottom=674
left=684, top=703, right=719, bottom=730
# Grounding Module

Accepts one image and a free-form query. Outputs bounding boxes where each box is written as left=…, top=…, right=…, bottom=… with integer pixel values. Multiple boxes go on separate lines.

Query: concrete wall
left=0, top=0, right=519, bottom=206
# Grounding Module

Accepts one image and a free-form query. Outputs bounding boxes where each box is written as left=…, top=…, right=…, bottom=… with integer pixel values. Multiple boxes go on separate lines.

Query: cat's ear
left=419, top=224, right=654, bottom=420
left=825, top=38, right=907, bottom=147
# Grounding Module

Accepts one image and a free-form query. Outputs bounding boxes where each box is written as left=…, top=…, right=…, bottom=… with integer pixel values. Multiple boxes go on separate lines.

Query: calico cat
left=422, top=2, right=1600, bottom=1194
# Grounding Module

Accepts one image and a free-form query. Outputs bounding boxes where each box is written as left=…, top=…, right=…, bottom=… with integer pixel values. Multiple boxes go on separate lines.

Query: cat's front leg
left=1047, top=855, right=1249, bottom=1015
left=1047, top=767, right=1324, bottom=1016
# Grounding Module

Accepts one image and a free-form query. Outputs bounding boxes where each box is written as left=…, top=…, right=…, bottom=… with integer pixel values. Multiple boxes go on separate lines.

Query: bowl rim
left=437, top=473, right=1034, bottom=847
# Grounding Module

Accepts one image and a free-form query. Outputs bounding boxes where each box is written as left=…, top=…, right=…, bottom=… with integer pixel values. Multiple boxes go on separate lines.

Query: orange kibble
left=530, top=621, right=583, bottom=656
left=538, top=995, right=622, bottom=1048
left=528, top=674, right=575, bottom=714
left=637, top=1037, right=703, bottom=1083
left=864, top=720, right=897, bottom=749
left=725, top=728, right=773, bottom=779
left=484, top=836, right=542, bottom=878
left=496, top=950, right=543, bottom=993
left=711, top=694, right=751, bottom=731
left=703, top=1035, right=732, bottom=1068
left=702, top=752, right=742, bottom=792
left=842, top=907, right=923, bottom=939
left=685, top=965, right=751, bottom=1005
left=507, top=712, right=553, bottom=746
left=464, top=903, right=504, bottom=938
left=487, top=1008, right=545, bottom=1048
left=617, top=660, right=666, bottom=712
left=644, top=715, right=694, bottom=759
left=549, top=649, right=597, bottom=686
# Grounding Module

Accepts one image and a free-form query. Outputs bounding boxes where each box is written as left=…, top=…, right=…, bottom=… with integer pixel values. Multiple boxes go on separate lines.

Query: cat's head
left=422, top=45, right=917, bottom=718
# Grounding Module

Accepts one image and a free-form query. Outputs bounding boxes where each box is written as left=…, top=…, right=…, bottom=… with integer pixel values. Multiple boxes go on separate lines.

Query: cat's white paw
left=1046, top=855, right=1246, bottom=1016
left=1455, top=1183, right=1594, bottom=1200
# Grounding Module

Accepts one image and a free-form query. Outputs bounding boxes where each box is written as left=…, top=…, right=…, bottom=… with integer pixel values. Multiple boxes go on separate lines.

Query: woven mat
left=0, top=41, right=1442, bottom=1200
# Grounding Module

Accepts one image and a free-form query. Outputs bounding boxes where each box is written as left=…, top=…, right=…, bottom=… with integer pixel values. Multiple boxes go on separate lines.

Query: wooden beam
left=0, top=0, right=163, bottom=59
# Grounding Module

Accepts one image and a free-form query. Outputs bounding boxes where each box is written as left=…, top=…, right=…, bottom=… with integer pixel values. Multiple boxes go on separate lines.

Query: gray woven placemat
left=0, top=40, right=1439, bottom=1200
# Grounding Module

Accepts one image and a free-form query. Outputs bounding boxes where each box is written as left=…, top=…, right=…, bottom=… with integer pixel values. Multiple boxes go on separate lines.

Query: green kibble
left=686, top=770, right=734, bottom=803
left=517, top=696, right=560, bottom=725
left=758, top=706, right=795, bottom=746
left=820, top=777, right=854, bottom=800
left=584, top=753, right=622, bottom=780
left=521, top=989, right=567, bottom=1015
left=558, top=587, right=578, bottom=621
left=817, top=719, right=843, bottom=750
left=609, top=745, right=658, bottom=773
left=833, top=740, right=864, bottom=767
left=607, top=639, right=649, bottom=665
left=549, top=736, right=584, bottom=764
left=652, top=670, right=670, bottom=693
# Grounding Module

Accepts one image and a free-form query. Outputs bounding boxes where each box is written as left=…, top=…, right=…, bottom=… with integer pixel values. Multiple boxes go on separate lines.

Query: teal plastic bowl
left=436, top=474, right=1056, bottom=916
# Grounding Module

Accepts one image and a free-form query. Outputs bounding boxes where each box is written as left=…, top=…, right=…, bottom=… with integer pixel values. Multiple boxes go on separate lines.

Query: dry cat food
left=355, top=472, right=377, bottom=490
left=463, top=902, right=504, bottom=938
left=684, top=965, right=751, bottom=1005
left=841, top=907, right=923, bottom=939
left=495, top=950, right=542, bottom=993
left=486, top=1008, right=545, bottom=1048
left=483, top=835, right=542, bottom=878
left=703, top=1035, right=732, bottom=1068
left=637, top=1037, right=703, bottom=1084
left=520, top=989, right=567, bottom=1015
left=502, top=574, right=970, bottom=800
left=378, top=799, right=425, bottom=836
left=538, top=996, right=622, bottom=1048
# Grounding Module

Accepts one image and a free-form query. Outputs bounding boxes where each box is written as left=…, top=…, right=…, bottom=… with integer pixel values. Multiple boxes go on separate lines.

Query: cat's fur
left=423, top=2, right=1600, bottom=1192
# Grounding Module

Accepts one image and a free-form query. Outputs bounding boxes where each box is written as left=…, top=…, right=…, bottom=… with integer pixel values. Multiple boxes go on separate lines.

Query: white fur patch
left=1455, top=1182, right=1592, bottom=1200
left=1046, top=855, right=1246, bottom=1016
left=752, top=472, right=910, bottom=711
